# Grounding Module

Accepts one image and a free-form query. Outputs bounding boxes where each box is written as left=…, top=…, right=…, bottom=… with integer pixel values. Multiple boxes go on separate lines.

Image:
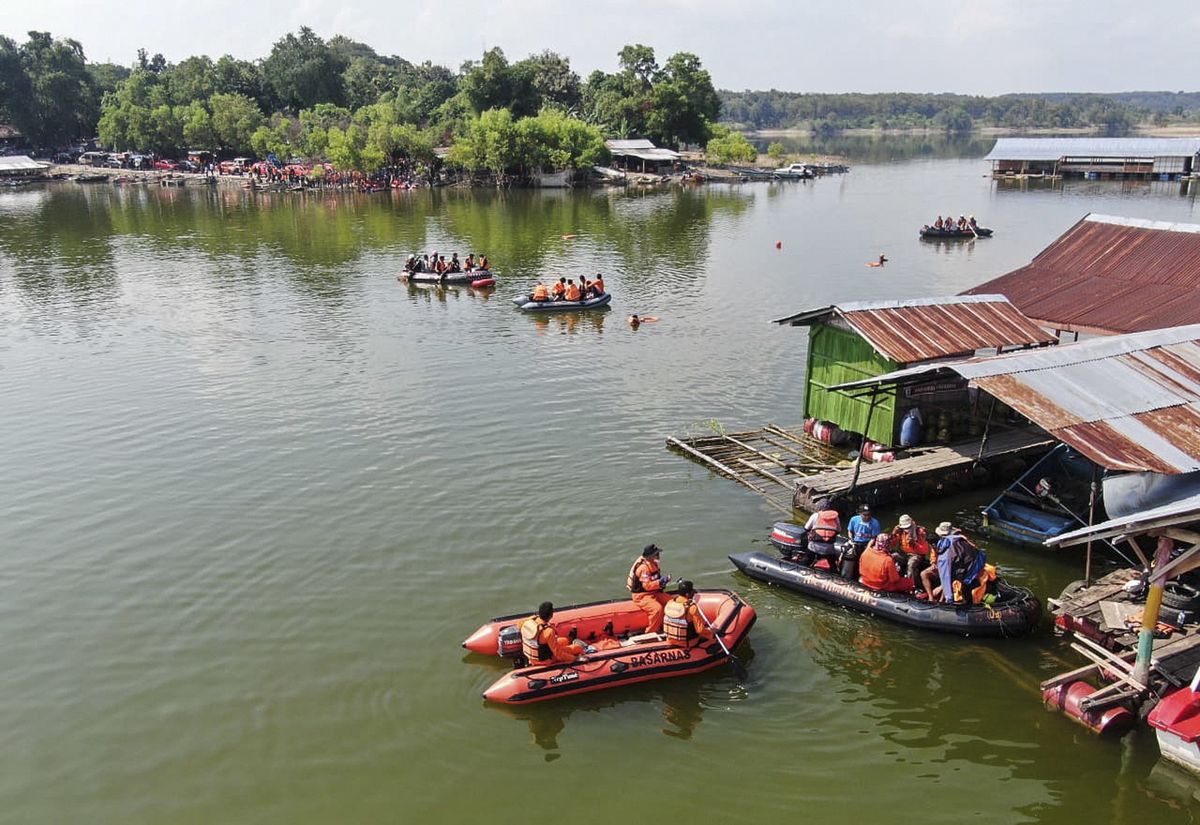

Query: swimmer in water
left=629, top=314, right=660, bottom=328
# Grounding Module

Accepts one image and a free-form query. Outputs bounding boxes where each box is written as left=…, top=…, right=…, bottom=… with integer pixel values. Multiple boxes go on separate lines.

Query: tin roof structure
left=984, top=137, right=1200, bottom=162
left=604, top=139, right=680, bottom=161
left=964, top=214, right=1200, bottom=335
left=773, top=295, right=1057, bottom=365
left=831, top=324, right=1200, bottom=474
left=1046, top=490, right=1200, bottom=547
left=0, top=155, right=48, bottom=173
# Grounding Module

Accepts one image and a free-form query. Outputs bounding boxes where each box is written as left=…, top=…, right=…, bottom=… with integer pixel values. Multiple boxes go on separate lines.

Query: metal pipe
left=1132, top=535, right=1175, bottom=685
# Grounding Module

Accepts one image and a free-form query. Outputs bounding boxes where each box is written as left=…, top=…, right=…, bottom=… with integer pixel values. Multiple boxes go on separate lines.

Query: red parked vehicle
left=153, top=159, right=179, bottom=171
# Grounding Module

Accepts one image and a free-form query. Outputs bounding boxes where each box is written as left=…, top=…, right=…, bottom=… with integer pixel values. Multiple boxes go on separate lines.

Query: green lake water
left=2, top=150, right=1200, bottom=823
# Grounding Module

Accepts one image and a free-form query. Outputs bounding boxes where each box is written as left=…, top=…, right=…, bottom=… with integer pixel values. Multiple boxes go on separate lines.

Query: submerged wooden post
left=846, top=387, right=880, bottom=495
left=1132, top=535, right=1175, bottom=686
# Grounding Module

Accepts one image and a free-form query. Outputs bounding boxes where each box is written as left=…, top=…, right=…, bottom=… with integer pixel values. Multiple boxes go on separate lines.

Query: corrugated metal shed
left=965, top=214, right=1200, bottom=334
left=773, top=295, right=1056, bottom=365
left=604, top=139, right=680, bottom=161
left=0, top=155, right=48, bottom=173
left=831, top=324, right=1200, bottom=474
left=984, top=137, right=1200, bottom=161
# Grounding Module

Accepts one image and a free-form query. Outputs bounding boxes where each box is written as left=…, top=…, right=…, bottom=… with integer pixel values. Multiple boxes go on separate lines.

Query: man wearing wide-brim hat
left=890, top=513, right=932, bottom=581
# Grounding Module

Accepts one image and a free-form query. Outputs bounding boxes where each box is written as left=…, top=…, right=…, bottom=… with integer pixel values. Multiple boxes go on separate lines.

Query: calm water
left=2, top=152, right=1200, bottom=824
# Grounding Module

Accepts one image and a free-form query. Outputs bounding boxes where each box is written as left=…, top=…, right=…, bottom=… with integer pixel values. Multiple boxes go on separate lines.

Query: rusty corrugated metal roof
left=965, top=214, right=1200, bottom=334
left=830, top=325, right=1200, bottom=473
left=773, top=295, right=1056, bottom=364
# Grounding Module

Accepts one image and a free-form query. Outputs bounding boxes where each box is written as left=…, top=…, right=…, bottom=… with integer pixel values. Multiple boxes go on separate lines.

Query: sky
left=4, top=0, right=1199, bottom=95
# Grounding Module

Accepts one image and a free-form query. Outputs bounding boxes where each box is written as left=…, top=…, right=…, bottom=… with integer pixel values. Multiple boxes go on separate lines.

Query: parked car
left=153, top=159, right=179, bottom=171
left=177, top=160, right=199, bottom=172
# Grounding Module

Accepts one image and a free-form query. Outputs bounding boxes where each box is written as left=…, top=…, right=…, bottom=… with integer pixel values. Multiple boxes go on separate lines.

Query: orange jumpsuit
left=859, top=544, right=914, bottom=593
left=522, top=617, right=584, bottom=665
left=628, top=557, right=671, bottom=633
left=664, top=596, right=715, bottom=646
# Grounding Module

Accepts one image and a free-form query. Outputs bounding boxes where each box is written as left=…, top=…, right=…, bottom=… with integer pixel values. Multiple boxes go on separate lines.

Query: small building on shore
left=604, top=139, right=680, bottom=174
left=773, top=295, right=1056, bottom=447
left=0, top=155, right=49, bottom=178
left=964, top=213, right=1200, bottom=336
left=985, top=137, right=1200, bottom=180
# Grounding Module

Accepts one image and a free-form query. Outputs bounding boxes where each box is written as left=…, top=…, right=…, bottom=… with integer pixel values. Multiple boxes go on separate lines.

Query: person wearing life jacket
left=565, top=279, right=582, bottom=301
left=448, top=252, right=461, bottom=273
left=531, top=282, right=551, bottom=302
left=934, top=216, right=944, bottom=229
left=552, top=278, right=567, bottom=300
left=478, top=255, right=490, bottom=271
left=520, top=601, right=590, bottom=666
left=591, top=274, right=605, bottom=296
left=890, top=514, right=932, bottom=579
left=663, top=580, right=715, bottom=647
left=627, top=544, right=672, bottom=633
left=404, top=255, right=417, bottom=273
left=933, top=522, right=987, bottom=604
left=803, top=506, right=842, bottom=544
left=464, top=253, right=476, bottom=271
left=858, top=534, right=914, bottom=593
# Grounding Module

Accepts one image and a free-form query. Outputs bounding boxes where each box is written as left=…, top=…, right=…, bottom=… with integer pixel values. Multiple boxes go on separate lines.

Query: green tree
left=0, top=36, right=32, bottom=131
left=933, top=105, right=973, bottom=133
left=261, top=27, right=346, bottom=112
left=706, top=124, right=756, bottom=164
left=517, top=51, right=581, bottom=111
left=165, top=55, right=215, bottom=105
left=213, top=56, right=265, bottom=104
left=645, top=52, right=719, bottom=147
left=459, top=48, right=538, bottom=118
left=767, top=141, right=786, bottom=161
left=618, top=44, right=659, bottom=90
left=209, top=92, right=264, bottom=154
left=17, top=32, right=95, bottom=147
left=177, top=100, right=216, bottom=149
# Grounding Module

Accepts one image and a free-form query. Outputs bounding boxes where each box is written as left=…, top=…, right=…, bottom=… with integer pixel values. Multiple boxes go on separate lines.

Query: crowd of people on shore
left=404, top=252, right=490, bottom=275
left=528, top=274, right=606, bottom=303
left=802, top=502, right=998, bottom=604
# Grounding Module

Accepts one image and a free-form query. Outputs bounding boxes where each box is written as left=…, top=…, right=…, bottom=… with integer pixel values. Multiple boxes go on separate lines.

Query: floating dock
left=667, top=424, right=1055, bottom=515
left=1043, top=569, right=1200, bottom=714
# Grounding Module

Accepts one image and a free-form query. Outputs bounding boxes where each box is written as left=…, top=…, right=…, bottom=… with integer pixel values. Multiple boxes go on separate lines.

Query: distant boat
left=981, top=444, right=1098, bottom=547
left=919, top=226, right=994, bottom=239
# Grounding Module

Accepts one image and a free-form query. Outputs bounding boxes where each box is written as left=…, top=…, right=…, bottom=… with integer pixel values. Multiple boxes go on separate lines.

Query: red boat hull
left=466, top=590, right=756, bottom=704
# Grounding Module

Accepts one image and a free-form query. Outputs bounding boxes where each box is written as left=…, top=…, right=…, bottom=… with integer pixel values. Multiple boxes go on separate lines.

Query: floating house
left=985, top=137, right=1200, bottom=180
left=773, top=295, right=1056, bottom=446
left=604, top=139, right=680, bottom=174
left=0, top=155, right=49, bottom=178
left=964, top=214, right=1200, bottom=336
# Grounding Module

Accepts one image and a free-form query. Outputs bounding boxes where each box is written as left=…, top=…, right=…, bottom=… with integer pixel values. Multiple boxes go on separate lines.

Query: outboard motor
left=768, top=522, right=814, bottom=565
left=497, top=624, right=523, bottom=658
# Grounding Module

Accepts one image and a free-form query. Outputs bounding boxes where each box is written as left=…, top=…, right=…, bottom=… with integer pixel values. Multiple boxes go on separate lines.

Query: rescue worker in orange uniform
left=552, top=277, right=567, bottom=300
left=565, top=279, right=582, bottom=301
left=858, top=534, right=915, bottom=593
left=520, top=602, right=590, bottom=665
left=627, top=544, right=671, bottom=633
left=531, top=282, right=551, bottom=302
left=663, top=580, right=715, bottom=648
left=591, top=274, right=605, bottom=296
left=890, top=513, right=932, bottom=580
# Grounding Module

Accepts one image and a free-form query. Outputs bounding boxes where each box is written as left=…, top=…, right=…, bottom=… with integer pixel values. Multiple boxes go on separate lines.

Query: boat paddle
left=696, top=605, right=748, bottom=681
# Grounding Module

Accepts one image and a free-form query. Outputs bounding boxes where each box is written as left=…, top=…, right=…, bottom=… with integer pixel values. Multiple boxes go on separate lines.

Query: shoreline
left=749, top=125, right=1200, bottom=138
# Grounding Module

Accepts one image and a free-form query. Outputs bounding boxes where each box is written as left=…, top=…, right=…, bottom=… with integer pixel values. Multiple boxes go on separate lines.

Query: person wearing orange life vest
left=478, top=255, right=490, bottom=271
left=531, top=282, right=551, bottom=302
left=858, top=534, right=914, bottom=593
left=591, top=274, right=605, bottom=296
left=464, top=253, right=476, bottom=271
left=565, top=279, right=582, bottom=301
left=890, top=513, right=931, bottom=580
left=627, top=544, right=672, bottom=633
left=803, top=505, right=841, bottom=544
left=663, top=580, right=715, bottom=647
left=552, top=277, right=567, bottom=300
left=520, top=602, right=591, bottom=665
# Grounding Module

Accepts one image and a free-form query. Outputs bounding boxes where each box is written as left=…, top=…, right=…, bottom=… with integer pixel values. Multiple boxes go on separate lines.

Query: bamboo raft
left=667, top=424, right=1055, bottom=514
left=1043, top=569, right=1200, bottom=711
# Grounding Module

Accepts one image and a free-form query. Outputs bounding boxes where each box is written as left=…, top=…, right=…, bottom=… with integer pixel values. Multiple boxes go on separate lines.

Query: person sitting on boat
left=803, top=505, right=841, bottom=545
left=858, top=534, right=915, bottom=593
left=448, top=253, right=461, bottom=273
left=933, top=522, right=991, bottom=604
left=531, top=282, right=551, bottom=303
left=934, top=216, right=944, bottom=229
left=464, top=253, right=476, bottom=271
left=968, top=215, right=978, bottom=229
left=565, top=279, right=582, bottom=301
left=521, top=602, right=590, bottom=665
left=890, top=514, right=932, bottom=579
left=847, top=503, right=881, bottom=551
left=957, top=215, right=968, bottom=231
left=627, top=544, right=672, bottom=633
left=404, top=255, right=417, bottom=273
left=552, top=278, right=567, bottom=300
left=591, top=274, right=605, bottom=296
left=478, top=255, right=490, bottom=271
left=663, top=580, right=715, bottom=648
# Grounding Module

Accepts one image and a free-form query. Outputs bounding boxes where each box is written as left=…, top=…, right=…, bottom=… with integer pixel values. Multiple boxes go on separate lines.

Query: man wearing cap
left=891, top=514, right=932, bottom=580
left=847, top=503, right=881, bottom=549
left=626, top=544, right=672, bottom=633
left=858, top=534, right=914, bottom=593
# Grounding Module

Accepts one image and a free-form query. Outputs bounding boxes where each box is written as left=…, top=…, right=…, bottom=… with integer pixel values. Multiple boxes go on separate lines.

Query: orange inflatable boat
left=463, top=589, right=756, bottom=704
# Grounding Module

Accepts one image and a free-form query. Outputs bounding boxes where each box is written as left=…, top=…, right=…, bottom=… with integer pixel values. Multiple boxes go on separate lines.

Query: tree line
left=0, top=29, right=727, bottom=175
left=719, top=90, right=1200, bottom=134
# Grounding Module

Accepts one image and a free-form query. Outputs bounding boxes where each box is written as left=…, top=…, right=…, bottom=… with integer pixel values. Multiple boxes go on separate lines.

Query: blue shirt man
left=847, top=504, right=882, bottom=546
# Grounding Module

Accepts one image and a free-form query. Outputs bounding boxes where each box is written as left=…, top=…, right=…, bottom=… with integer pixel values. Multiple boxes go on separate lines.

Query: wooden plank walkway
left=667, top=423, right=1055, bottom=515
left=1049, top=569, right=1200, bottom=689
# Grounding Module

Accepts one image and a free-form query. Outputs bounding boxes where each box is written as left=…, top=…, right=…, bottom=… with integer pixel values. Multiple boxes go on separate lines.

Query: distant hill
left=1007, top=91, right=1200, bottom=113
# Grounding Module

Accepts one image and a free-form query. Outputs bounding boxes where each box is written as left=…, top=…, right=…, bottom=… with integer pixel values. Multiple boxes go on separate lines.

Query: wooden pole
left=1084, top=465, right=1099, bottom=585
left=846, top=387, right=880, bottom=496
left=974, top=396, right=998, bottom=464
left=1132, top=535, right=1175, bottom=686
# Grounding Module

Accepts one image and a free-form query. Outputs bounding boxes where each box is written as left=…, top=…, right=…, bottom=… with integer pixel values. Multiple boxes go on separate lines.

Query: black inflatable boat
left=919, top=226, right=993, bottom=239
left=513, top=292, right=612, bottom=312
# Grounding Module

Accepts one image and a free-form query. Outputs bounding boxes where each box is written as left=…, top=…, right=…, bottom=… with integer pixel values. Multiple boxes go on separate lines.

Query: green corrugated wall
left=803, top=324, right=899, bottom=445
